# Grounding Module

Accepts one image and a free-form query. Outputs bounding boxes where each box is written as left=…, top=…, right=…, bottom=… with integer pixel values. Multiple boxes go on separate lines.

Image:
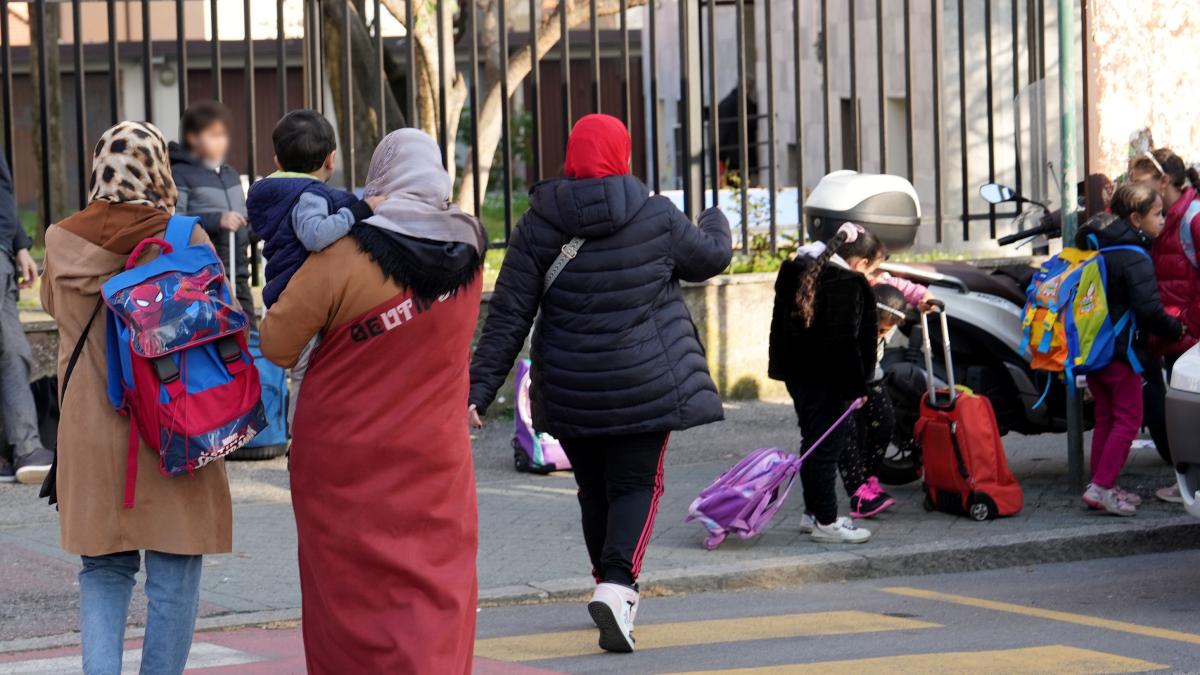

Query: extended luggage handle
left=920, top=302, right=957, bottom=406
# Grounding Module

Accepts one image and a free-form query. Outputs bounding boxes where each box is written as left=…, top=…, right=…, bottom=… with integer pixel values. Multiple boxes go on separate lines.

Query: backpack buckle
left=216, top=337, right=242, bottom=364
left=560, top=242, right=579, bottom=259
left=152, top=357, right=180, bottom=384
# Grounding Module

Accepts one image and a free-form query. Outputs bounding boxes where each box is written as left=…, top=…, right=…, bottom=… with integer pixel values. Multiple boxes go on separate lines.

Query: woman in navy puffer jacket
left=469, top=114, right=730, bottom=653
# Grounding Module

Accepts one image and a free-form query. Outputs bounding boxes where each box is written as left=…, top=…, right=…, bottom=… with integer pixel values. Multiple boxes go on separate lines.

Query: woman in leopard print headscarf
left=88, top=121, right=178, bottom=212
left=41, top=121, right=229, bottom=675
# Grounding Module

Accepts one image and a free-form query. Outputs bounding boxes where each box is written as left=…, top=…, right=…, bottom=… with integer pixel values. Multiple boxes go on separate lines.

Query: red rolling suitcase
left=915, top=307, right=1023, bottom=520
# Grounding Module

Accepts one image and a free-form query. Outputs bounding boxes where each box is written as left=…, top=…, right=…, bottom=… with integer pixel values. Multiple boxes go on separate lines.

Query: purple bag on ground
left=685, top=448, right=802, bottom=550
left=512, top=359, right=572, bottom=473
left=686, top=397, right=866, bottom=549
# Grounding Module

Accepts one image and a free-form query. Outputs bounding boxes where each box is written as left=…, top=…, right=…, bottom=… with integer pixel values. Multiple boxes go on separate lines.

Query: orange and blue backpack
left=1021, top=234, right=1149, bottom=388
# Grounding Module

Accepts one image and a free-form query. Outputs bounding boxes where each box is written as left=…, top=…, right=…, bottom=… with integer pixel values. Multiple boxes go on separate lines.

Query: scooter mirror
left=979, top=183, right=1016, bottom=205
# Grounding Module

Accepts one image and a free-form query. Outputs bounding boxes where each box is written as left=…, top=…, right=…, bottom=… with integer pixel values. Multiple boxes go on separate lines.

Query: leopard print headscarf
left=88, top=121, right=177, bottom=212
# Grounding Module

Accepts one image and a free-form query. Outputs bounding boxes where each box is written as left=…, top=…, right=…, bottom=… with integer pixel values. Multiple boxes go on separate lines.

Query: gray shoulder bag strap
left=543, top=236, right=586, bottom=292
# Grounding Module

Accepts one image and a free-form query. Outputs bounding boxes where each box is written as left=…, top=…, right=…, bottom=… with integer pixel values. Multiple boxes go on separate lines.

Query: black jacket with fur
left=768, top=254, right=878, bottom=400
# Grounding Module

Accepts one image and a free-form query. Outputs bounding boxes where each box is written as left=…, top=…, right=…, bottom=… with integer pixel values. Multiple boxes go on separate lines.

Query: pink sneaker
left=849, top=477, right=896, bottom=518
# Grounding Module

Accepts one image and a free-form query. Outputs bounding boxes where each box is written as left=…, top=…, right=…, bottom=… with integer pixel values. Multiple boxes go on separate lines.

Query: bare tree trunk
left=30, top=6, right=64, bottom=240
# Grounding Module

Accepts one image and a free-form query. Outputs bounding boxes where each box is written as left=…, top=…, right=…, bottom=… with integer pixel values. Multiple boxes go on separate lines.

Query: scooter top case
left=804, top=171, right=922, bottom=251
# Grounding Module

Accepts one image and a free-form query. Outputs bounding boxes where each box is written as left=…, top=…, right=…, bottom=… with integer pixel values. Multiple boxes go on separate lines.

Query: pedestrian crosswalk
left=474, top=610, right=939, bottom=662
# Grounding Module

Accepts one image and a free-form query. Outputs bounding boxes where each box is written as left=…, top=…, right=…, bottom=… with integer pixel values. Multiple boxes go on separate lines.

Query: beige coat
left=41, top=202, right=232, bottom=556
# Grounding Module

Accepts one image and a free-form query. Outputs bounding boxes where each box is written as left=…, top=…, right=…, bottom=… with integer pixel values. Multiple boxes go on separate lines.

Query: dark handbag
left=39, top=299, right=103, bottom=506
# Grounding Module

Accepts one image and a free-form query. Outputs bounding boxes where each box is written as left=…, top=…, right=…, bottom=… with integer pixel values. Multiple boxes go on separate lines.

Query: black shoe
left=0, top=454, right=14, bottom=483
left=15, top=448, right=54, bottom=486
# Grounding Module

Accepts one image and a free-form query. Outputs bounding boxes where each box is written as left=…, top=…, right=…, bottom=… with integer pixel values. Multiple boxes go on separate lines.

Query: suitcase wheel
left=967, top=494, right=995, bottom=521
left=923, top=493, right=936, bottom=512
left=512, top=442, right=532, bottom=473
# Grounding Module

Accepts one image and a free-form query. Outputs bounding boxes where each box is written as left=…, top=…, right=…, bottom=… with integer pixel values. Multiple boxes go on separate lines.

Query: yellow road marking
left=474, top=610, right=938, bottom=662
left=671, top=645, right=1166, bottom=674
left=884, top=586, right=1200, bottom=646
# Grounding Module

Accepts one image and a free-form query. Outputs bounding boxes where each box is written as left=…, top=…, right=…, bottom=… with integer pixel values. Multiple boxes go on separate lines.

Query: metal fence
left=1, top=0, right=1082, bottom=253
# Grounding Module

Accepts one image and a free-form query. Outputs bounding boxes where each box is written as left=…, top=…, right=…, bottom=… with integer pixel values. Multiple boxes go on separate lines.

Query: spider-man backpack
left=102, top=215, right=266, bottom=507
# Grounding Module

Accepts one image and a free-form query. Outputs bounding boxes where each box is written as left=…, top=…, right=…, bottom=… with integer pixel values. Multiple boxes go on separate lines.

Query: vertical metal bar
left=375, top=0, right=385, bottom=133
left=848, top=0, right=859, bottom=169
left=528, top=0, right=542, bottom=180
left=245, top=0, right=257, bottom=179
left=875, top=0, right=886, bottom=173
left=903, top=0, right=913, bottom=179
left=560, top=0, right=572, bottom=139
left=108, top=0, right=119, bottom=123
left=930, top=0, right=944, bottom=243
left=34, top=0, right=50, bottom=228
left=589, top=0, right=600, bottom=112
left=1081, top=0, right=1092, bottom=213
left=342, top=1, right=355, bottom=187
left=619, top=0, right=630, bottom=125
left=315, top=0, right=325, bottom=114
left=1057, top=0, right=1082, bottom=491
left=278, top=0, right=288, bottom=117
left=73, top=0, right=88, bottom=209
left=406, top=0, right=417, bottom=125
left=697, top=3, right=707, bottom=198
left=957, top=0, right=968, bottom=241
left=678, top=0, right=703, bottom=217
left=176, top=0, right=189, bottom=113
left=1011, top=0, right=1022, bottom=197
left=499, top=0, right=513, bottom=238
left=706, top=0, right=719, bottom=205
left=764, top=0, right=778, bottom=250
left=0, top=0, right=14, bottom=171
left=647, top=0, right=660, bottom=192
left=211, top=0, right=223, bottom=100
left=734, top=0, right=749, bottom=252
left=820, top=0, right=830, bottom=172
left=468, top=0, right=482, bottom=217
left=793, top=0, right=804, bottom=240
left=437, top=0, right=449, bottom=166
left=142, top=0, right=154, bottom=122
left=984, top=0, right=997, bottom=237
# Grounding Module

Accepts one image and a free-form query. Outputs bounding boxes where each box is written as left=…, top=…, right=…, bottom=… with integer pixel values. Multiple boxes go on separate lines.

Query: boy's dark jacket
left=0, top=155, right=32, bottom=257
left=245, top=174, right=363, bottom=307
left=768, top=254, right=878, bottom=400
left=1075, top=217, right=1182, bottom=363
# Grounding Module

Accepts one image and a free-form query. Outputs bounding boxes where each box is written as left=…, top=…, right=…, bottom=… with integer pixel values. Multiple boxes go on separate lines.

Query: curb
left=4, top=517, right=1199, bottom=655
left=477, top=516, right=1200, bottom=606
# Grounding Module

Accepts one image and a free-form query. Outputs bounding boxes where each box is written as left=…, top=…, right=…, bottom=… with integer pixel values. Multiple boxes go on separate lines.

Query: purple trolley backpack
left=686, top=397, right=865, bottom=549
left=512, top=359, right=572, bottom=473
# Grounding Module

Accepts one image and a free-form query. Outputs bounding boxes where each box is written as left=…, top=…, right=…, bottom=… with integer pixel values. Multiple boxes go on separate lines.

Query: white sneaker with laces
left=588, top=583, right=638, bottom=653
left=810, top=516, right=872, bottom=544
left=1082, top=483, right=1136, bottom=517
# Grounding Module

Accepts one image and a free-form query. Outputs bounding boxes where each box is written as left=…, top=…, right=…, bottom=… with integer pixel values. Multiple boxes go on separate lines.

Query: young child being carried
left=247, top=109, right=385, bottom=309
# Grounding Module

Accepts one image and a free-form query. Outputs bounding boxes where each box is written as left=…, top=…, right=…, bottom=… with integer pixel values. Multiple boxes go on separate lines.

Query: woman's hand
left=366, top=194, right=387, bottom=211
left=14, top=248, right=37, bottom=289
left=468, top=404, right=483, bottom=429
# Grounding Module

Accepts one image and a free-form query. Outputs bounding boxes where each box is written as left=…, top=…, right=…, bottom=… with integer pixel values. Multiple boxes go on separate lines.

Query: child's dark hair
left=1130, top=148, right=1200, bottom=195
left=795, top=225, right=885, bottom=328
left=179, top=100, right=230, bottom=150
left=873, top=283, right=909, bottom=328
left=272, top=110, right=337, bottom=173
left=1111, top=183, right=1159, bottom=219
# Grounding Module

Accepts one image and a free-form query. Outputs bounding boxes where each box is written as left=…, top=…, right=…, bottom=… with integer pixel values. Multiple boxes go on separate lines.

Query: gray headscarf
left=362, top=129, right=486, bottom=255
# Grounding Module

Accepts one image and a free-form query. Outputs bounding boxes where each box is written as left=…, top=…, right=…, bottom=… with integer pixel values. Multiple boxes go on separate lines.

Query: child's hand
left=366, top=194, right=387, bottom=211
left=468, top=404, right=483, bottom=429
left=219, top=211, right=246, bottom=231
left=919, top=291, right=939, bottom=313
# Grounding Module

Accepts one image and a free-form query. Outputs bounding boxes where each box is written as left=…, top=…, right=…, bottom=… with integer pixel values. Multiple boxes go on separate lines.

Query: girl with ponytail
left=768, top=222, right=886, bottom=544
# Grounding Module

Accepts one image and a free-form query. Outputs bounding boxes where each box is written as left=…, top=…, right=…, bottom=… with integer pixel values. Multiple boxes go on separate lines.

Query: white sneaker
left=1082, top=483, right=1137, bottom=517
left=799, top=512, right=816, bottom=533
left=810, top=516, right=872, bottom=544
left=588, top=583, right=638, bottom=653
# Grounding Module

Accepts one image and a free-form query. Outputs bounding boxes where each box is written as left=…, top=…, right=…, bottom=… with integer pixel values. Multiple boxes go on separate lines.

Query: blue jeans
left=79, top=551, right=203, bottom=675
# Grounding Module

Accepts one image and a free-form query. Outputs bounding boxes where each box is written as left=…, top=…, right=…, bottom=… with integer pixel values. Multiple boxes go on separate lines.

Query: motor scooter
left=804, top=172, right=1086, bottom=485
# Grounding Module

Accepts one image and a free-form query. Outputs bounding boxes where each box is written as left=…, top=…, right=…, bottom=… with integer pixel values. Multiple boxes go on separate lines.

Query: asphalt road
left=476, top=550, right=1200, bottom=673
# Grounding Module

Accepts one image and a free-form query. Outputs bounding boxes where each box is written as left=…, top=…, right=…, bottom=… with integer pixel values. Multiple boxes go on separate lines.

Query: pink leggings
left=1087, top=360, right=1143, bottom=489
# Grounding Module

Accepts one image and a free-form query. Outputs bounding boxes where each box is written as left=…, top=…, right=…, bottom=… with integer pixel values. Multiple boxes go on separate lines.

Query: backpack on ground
left=917, top=308, right=1022, bottom=520
left=686, top=398, right=864, bottom=549
left=512, top=359, right=570, bottom=473
left=1020, top=238, right=1147, bottom=378
left=102, top=215, right=266, bottom=507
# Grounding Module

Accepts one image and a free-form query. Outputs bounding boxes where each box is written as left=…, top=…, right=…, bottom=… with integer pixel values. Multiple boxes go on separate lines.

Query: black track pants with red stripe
left=559, top=431, right=669, bottom=588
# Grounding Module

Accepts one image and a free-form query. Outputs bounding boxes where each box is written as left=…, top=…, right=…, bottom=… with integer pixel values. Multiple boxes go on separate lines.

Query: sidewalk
left=2, top=400, right=1197, bottom=651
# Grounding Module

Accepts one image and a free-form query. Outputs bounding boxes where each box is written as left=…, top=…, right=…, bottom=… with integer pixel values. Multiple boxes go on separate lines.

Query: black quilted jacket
left=469, top=175, right=732, bottom=438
